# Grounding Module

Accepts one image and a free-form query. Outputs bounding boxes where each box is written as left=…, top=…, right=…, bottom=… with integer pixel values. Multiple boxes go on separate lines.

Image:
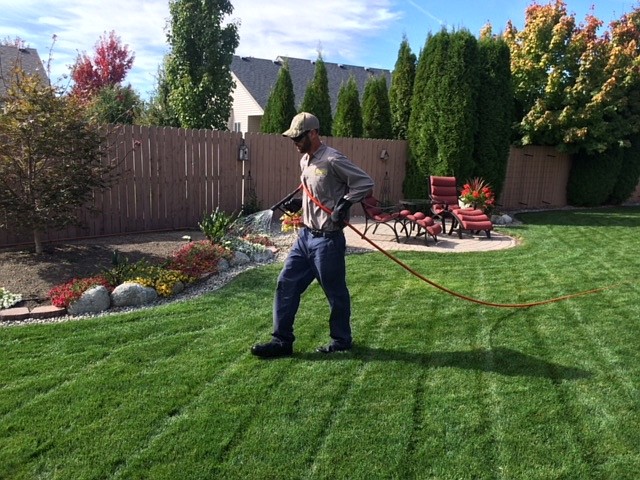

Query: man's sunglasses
left=291, top=130, right=310, bottom=143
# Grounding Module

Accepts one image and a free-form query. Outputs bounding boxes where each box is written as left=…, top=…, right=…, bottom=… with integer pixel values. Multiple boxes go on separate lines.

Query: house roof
left=0, top=45, right=49, bottom=99
left=231, top=55, right=392, bottom=113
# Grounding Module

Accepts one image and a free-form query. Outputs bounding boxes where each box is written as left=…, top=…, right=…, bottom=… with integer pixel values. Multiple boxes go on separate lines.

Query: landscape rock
left=492, top=214, right=513, bottom=225
left=67, top=286, right=111, bottom=316
left=172, top=281, right=185, bottom=295
left=218, top=258, right=230, bottom=271
left=251, top=249, right=274, bottom=263
left=111, top=282, right=159, bottom=307
left=230, top=251, right=251, bottom=266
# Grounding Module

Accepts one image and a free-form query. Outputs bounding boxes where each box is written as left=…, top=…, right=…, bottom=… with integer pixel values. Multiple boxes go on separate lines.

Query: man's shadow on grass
left=297, top=346, right=592, bottom=380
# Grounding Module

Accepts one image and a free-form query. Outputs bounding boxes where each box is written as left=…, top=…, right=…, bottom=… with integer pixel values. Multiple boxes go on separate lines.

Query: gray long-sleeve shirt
left=300, top=144, right=374, bottom=231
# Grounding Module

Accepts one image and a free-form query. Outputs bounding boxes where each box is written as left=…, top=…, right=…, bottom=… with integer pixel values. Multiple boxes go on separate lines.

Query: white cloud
left=0, top=0, right=403, bottom=99
left=0, top=0, right=169, bottom=95
left=5, top=0, right=622, bottom=101
left=232, top=0, right=402, bottom=63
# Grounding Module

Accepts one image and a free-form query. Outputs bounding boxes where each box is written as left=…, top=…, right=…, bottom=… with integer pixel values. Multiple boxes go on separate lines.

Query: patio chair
left=451, top=208, right=493, bottom=238
left=360, top=193, right=403, bottom=242
left=429, top=176, right=462, bottom=232
left=429, top=176, right=493, bottom=239
left=398, top=210, right=442, bottom=245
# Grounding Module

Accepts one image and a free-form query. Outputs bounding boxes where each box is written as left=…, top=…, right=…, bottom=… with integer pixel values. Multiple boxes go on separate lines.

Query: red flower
left=48, top=275, right=113, bottom=308
left=459, top=177, right=495, bottom=212
left=166, top=240, right=232, bottom=277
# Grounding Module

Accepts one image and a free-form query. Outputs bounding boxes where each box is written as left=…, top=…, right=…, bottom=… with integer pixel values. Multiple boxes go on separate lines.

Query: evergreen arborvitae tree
left=138, top=56, right=180, bottom=127
left=609, top=133, right=640, bottom=204
left=332, top=76, right=363, bottom=137
left=362, top=76, right=393, bottom=139
left=407, top=29, right=479, bottom=186
left=87, top=84, right=141, bottom=125
left=260, top=62, right=296, bottom=133
left=407, top=31, right=447, bottom=196
left=300, top=55, right=332, bottom=135
left=567, top=148, right=624, bottom=206
left=389, top=35, right=416, bottom=140
left=474, top=33, right=513, bottom=198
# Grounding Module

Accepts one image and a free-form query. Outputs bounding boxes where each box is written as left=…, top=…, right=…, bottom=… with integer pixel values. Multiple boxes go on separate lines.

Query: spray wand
left=270, top=185, right=302, bottom=213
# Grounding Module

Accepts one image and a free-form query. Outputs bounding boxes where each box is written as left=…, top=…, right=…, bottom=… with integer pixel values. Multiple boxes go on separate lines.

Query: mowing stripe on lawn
left=0, top=316, right=231, bottom=421
left=1, top=208, right=639, bottom=479
left=302, top=283, right=415, bottom=479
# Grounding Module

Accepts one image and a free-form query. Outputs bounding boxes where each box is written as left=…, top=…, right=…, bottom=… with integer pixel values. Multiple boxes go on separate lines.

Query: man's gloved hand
left=331, top=197, right=352, bottom=226
left=283, top=198, right=302, bottom=213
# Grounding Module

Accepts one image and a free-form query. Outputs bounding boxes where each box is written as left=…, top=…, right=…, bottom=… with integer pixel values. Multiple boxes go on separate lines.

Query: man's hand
left=283, top=198, right=302, bottom=213
left=330, top=197, right=352, bottom=226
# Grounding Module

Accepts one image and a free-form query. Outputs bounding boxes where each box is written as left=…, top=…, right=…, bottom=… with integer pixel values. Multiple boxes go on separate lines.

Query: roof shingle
left=231, top=55, right=391, bottom=112
left=0, top=45, right=49, bottom=99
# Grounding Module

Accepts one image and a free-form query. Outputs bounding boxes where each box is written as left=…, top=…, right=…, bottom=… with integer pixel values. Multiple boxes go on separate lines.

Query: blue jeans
left=272, top=228, right=351, bottom=346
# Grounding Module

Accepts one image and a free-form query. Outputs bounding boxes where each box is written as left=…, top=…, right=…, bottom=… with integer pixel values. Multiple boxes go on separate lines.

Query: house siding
left=229, top=55, right=392, bottom=134
left=229, top=72, right=264, bottom=132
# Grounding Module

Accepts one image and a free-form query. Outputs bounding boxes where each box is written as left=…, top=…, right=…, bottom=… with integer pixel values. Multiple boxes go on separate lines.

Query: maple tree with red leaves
left=70, top=31, right=134, bottom=102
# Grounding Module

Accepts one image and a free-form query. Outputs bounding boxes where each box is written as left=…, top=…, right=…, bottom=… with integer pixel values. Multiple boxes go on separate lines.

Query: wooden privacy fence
left=244, top=132, right=406, bottom=211
left=2, top=123, right=636, bottom=248
left=0, top=125, right=406, bottom=247
left=499, top=145, right=572, bottom=209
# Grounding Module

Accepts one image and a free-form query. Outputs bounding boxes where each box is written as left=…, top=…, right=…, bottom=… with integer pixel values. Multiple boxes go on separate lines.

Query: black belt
left=305, top=227, right=342, bottom=238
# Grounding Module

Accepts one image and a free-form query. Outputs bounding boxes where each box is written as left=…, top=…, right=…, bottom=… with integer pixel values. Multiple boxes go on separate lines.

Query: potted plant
left=459, top=177, right=495, bottom=212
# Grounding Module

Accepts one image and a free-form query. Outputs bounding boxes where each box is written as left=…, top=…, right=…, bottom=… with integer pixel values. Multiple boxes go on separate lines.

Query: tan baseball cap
left=282, top=112, right=320, bottom=138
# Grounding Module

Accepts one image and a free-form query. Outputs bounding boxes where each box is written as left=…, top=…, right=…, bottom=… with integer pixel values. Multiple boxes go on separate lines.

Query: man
left=251, top=112, right=374, bottom=358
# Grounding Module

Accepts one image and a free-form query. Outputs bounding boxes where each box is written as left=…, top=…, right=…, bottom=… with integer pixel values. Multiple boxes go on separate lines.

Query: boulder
left=492, top=213, right=513, bottom=225
left=229, top=251, right=251, bottom=266
left=251, top=249, right=274, bottom=263
left=172, top=281, right=185, bottom=295
left=68, top=285, right=111, bottom=316
left=217, top=258, right=230, bottom=272
left=111, top=282, right=158, bottom=307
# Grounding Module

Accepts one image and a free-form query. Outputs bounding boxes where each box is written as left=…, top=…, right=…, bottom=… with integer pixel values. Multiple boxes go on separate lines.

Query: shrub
left=0, top=287, right=22, bottom=309
left=243, top=234, right=275, bottom=247
left=48, top=275, right=113, bottom=308
left=128, top=268, right=192, bottom=297
left=223, top=237, right=268, bottom=257
left=567, top=149, right=623, bottom=206
left=102, top=257, right=157, bottom=286
left=199, top=208, right=240, bottom=244
left=166, top=240, right=232, bottom=278
left=103, top=259, right=193, bottom=297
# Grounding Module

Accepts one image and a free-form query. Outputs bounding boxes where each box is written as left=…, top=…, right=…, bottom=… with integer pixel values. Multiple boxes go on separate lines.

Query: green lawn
left=1, top=207, right=639, bottom=479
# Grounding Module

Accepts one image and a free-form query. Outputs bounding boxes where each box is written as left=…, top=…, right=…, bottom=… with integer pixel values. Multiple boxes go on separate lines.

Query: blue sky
left=0, top=0, right=635, bottom=100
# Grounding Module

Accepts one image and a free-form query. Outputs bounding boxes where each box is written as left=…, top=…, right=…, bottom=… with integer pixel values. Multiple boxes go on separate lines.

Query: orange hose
left=300, top=183, right=616, bottom=308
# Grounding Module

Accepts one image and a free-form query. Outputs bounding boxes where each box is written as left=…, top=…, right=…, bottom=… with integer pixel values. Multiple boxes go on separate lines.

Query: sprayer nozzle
left=271, top=186, right=302, bottom=213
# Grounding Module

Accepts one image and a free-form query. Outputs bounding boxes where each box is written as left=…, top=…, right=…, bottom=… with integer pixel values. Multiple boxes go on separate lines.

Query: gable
left=0, top=45, right=49, bottom=99
left=231, top=55, right=392, bottom=114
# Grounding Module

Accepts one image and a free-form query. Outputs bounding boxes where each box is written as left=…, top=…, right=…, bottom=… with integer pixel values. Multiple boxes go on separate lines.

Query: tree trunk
left=33, top=229, right=43, bottom=254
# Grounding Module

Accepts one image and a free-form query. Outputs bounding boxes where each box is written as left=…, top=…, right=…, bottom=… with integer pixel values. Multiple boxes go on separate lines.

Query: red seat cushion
left=373, top=213, right=396, bottom=222
left=456, top=209, right=493, bottom=230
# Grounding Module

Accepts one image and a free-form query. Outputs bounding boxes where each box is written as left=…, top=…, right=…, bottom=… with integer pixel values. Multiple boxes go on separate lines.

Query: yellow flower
left=280, top=211, right=303, bottom=232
